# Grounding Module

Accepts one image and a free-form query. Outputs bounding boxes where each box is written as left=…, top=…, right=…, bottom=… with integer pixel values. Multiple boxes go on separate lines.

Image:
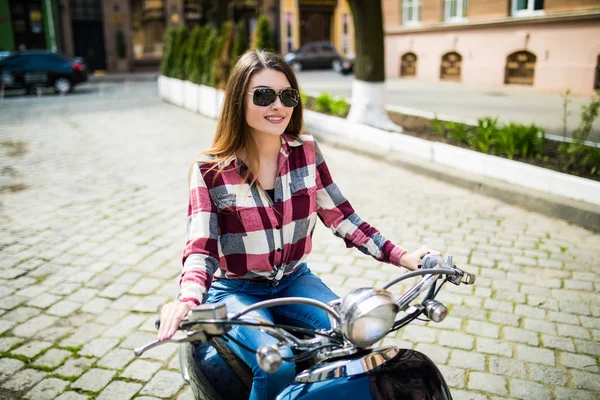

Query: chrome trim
left=396, top=274, right=440, bottom=311
left=179, top=344, right=191, bottom=385
left=295, top=346, right=400, bottom=383
left=315, top=345, right=358, bottom=362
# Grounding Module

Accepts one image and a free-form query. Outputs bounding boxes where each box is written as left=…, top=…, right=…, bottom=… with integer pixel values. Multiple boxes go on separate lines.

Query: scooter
left=135, top=254, right=476, bottom=399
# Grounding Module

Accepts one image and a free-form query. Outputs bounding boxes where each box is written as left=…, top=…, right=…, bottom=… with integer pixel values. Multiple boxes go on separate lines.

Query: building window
left=402, top=0, right=421, bottom=25
left=443, top=0, right=468, bottom=23
left=505, top=51, right=536, bottom=85
left=400, top=52, right=417, bottom=77
left=512, top=0, right=544, bottom=17
left=132, top=0, right=166, bottom=60
left=440, top=52, right=462, bottom=81
left=594, top=55, right=599, bottom=90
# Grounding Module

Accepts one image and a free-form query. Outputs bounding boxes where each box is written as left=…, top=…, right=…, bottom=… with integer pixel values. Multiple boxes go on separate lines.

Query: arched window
left=400, top=52, right=417, bottom=77
left=440, top=52, right=462, bottom=81
left=505, top=51, right=536, bottom=85
left=595, top=55, right=600, bottom=90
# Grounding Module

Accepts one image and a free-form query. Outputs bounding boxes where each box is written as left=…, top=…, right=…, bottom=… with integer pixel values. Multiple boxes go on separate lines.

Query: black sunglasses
left=248, top=88, right=299, bottom=107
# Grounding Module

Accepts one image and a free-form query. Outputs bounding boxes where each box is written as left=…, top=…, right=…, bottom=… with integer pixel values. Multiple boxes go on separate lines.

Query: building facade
left=383, top=0, right=600, bottom=95
left=279, top=0, right=355, bottom=57
left=0, top=0, right=278, bottom=73
left=0, top=0, right=60, bottom=53
left=58, top=0, right=279, bottom=73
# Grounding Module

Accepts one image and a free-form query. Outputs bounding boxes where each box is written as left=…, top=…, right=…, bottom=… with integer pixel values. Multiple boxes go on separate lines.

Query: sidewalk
left=1, top=81, right=598, bottom=400
left=88, top=71, right=159, bottom=84
left=296, top=71, right=600, bottom=141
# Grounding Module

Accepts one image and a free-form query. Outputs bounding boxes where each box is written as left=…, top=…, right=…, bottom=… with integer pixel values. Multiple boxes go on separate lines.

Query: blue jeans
left=206, top=263, right=339, bottom=400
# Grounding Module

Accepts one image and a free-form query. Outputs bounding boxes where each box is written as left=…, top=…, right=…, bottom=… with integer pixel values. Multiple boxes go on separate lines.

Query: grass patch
left=0, top=352, right=32, bottom=363
left=29, top=364, right=56, bottom=372
left=58, top=345, right=83, bottom=355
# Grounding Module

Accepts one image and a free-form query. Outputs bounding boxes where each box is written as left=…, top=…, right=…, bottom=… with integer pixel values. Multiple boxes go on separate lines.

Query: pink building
left=383, top=0, right=600, bottom=96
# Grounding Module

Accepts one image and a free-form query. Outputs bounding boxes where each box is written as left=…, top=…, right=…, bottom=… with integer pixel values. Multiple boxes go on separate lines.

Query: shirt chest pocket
left=289, top=174, right=317, bottom=220
left=214, top=192, right=262, bottom=232
left=290, top=174, right=317, bottom=196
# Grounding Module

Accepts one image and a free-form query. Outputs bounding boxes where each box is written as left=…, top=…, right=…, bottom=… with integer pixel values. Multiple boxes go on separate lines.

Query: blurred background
left=1, top=0, right=598, bottom=94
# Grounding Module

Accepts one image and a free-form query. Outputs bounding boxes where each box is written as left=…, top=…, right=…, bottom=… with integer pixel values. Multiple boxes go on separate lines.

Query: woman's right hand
left=158, top=301, right=191, bottom=341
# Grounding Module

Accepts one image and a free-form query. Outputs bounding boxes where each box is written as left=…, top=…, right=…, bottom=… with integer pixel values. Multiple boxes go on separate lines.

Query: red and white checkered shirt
left=179, top=134, right=406, bottom=307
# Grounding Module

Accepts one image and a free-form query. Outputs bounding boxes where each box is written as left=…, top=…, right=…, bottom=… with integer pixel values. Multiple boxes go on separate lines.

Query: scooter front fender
left=277, top=348, right=452, bottom=400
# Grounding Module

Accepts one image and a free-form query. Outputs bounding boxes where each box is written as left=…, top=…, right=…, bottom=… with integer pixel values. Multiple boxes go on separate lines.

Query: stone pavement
left=0, top=81, right=599, bottom=400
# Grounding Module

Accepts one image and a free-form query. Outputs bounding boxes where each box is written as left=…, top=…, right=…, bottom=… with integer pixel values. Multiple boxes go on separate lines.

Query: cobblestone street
left=1, top=81, right=599, bottom=400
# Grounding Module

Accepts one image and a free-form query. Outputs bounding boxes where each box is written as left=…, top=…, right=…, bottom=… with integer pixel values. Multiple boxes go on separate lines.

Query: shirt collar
left=223, top=133, right=304, bottom=170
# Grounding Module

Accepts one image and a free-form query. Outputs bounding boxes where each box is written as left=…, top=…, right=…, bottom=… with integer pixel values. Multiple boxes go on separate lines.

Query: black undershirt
left=265, top=189, right=275, bottom=202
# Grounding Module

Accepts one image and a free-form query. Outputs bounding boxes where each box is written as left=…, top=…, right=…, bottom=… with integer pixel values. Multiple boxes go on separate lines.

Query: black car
left=0, top=50, right=88, bottom=94
left=284, top=41, right=342, bottom=72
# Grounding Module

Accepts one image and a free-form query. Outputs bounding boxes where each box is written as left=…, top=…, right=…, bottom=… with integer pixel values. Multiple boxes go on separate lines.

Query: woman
left=159, top=49, right=438, bottom=400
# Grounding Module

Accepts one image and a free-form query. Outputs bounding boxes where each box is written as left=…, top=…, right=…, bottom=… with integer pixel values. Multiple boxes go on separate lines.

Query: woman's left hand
left=399, top=245, right=441, bottom=271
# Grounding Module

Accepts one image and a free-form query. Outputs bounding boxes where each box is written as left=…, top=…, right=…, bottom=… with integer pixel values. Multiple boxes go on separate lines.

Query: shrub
left=171, top=26, right=190, bottom=80
left=330, top=97, right=350, bottom=117
left=184, top=26, right=203, bottom=81
left=209, top=28, right=226, bottom=87
left=314, top=93, right=333, bottom=113
left=300, top=91, right=308, bottom=106
left=497, top=123, right=544, bottom=159
left=468, top=117, right=499, bottom=154
left=445, top=121, right=471, bottom=144
left=215, top=22, right=235, bottom=89
left=558, top=94, right=600, bottom=175
left=254, top=15, right=272, bottom=51
left=432, top=115, right=446, bottom=137
left=188, top=26, right=209, bottom=84
left=160, top=28, right=177, bottom=77
left=199, top=26, right=218, bottom=86
left=232, top=21, right=249, bottom=65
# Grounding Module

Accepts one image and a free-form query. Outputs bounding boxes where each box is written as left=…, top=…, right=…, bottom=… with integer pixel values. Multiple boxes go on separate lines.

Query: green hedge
left=161, top=20, right=250, bottom=87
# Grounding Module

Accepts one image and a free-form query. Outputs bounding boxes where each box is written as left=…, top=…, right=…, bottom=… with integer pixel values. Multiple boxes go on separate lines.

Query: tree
left=346, top=0, right=402, bottom=132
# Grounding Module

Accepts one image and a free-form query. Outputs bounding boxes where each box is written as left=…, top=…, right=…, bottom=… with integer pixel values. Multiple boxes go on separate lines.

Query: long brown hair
left=199, top=49, right=304, bottom=185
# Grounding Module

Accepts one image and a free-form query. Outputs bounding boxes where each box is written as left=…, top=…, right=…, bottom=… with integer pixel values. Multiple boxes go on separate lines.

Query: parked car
left=284, top=41, right=342, bottom=72
left=0, top=50, right=88, bottom=94
left=333, top=52, right=355, bottom=75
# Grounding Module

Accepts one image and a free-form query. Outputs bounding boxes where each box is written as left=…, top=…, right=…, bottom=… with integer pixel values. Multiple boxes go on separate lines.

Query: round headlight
left=340, top=288, right=399, bottom=348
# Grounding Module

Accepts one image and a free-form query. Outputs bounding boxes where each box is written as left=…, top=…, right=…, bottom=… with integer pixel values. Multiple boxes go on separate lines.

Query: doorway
left=9, top=0, right=47, bottom=50
left=70, top=0, right=106, bottom=71
left=299, top=11, right=332, bottom=45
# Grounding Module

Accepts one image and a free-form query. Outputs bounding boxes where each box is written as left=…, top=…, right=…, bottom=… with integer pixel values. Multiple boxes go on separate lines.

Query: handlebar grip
left=421, top=254, right=443, bottom=270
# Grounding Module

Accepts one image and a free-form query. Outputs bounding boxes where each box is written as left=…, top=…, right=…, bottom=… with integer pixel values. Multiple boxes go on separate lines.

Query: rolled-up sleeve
left=179, top=162, right=220, bottom=307
left=313, top=139, right=405, bottom=266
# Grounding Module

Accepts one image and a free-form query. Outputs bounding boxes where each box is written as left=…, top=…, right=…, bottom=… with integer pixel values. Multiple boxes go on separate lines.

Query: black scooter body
left=185, top=340, right=452, bottom=400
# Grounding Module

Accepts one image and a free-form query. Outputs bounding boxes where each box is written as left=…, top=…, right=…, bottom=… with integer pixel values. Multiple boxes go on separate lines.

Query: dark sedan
left=284, top=41, right=342, bottom=72
left=0, top=50, right=88, bottom=95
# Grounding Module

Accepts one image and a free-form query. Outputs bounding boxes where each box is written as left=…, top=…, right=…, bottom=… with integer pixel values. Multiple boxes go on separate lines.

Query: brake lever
left=446, top=266, right=476, bottom=285
left=133, top=330, right=208, bottom=357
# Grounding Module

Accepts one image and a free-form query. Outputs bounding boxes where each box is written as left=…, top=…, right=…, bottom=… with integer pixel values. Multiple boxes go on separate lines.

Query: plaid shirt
left=179, top=134, right=406, bottom=307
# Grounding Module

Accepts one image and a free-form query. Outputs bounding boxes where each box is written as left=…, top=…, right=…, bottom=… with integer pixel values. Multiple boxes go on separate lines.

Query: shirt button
left=277, top=248, right=282, bottom=252
left=275, top=225, right=281, bottom=230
